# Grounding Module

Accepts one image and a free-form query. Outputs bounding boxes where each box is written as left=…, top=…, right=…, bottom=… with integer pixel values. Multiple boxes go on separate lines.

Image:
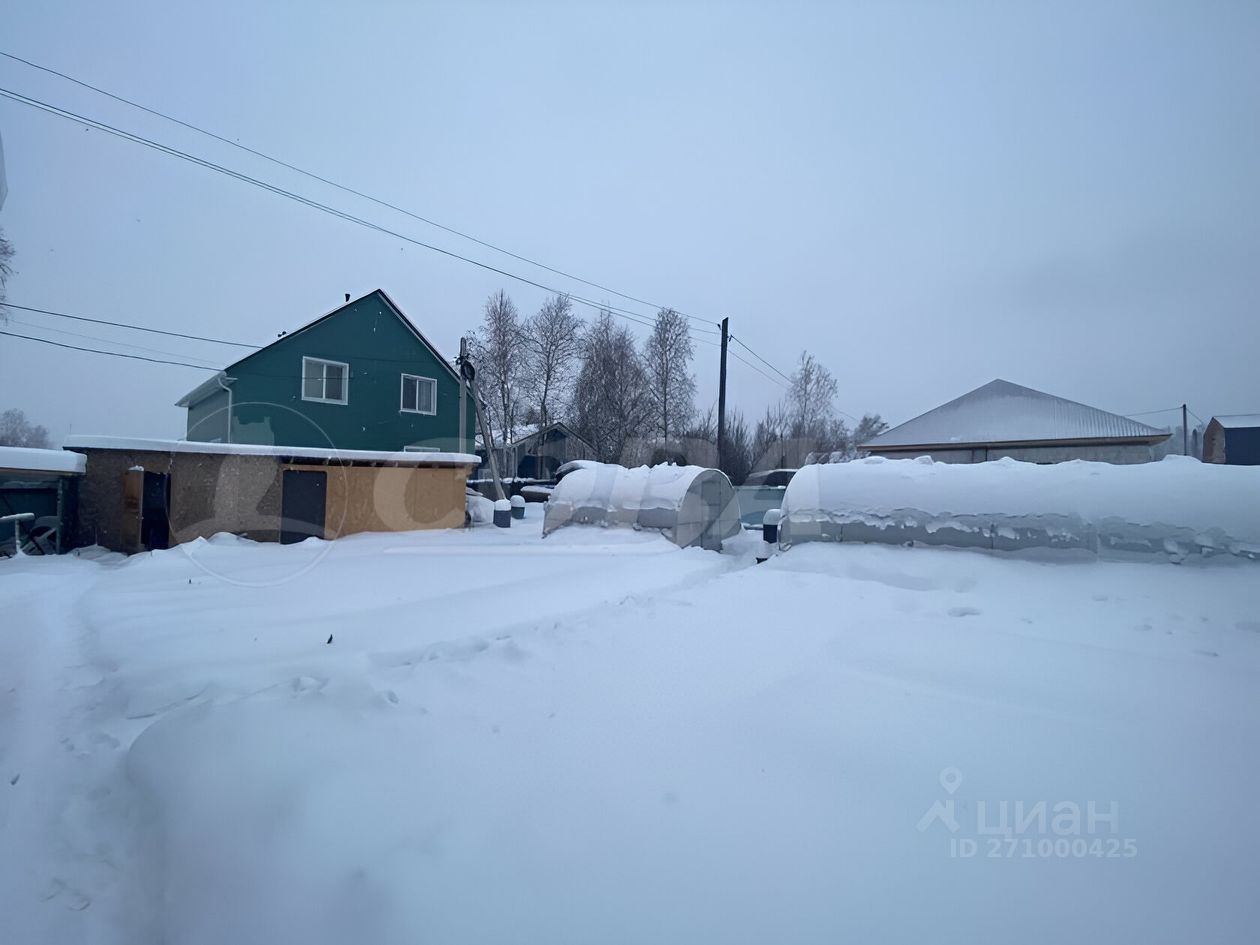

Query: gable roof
left=177, top=289, right=460, bottom=407
left=1211, top=414, right=1260, bottom=430
left=508, top=421, right=595, bottom=451
left=863, top=379, right=1169, bottom=450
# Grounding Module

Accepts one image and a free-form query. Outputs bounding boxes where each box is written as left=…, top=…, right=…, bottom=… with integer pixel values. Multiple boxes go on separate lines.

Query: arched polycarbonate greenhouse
left=778, top=455, right=1260, bottom=561
left=543, top=462, right=741, bottom=551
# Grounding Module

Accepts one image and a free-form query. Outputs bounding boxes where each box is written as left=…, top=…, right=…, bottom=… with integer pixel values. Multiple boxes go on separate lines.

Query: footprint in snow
left=39, top=879, right=91, bottom=911
left=947, top=606, right=981, bottom=618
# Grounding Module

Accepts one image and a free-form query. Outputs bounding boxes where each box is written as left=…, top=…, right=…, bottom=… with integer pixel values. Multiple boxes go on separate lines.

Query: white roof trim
left=1212, top=414, right=1260, bottom=429
left=63, top=435, right=478, bottom=467
left=0, top=446, right=86, bottom=475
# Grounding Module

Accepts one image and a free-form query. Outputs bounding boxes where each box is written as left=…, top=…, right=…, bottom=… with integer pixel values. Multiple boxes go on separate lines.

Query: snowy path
left=0, top=558, right=128, bottom=940
left=2, top=514, right=1259, bottom=944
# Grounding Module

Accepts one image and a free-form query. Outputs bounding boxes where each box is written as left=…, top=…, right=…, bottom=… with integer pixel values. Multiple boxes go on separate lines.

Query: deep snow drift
left=2, top=510, right=1258, bottom=944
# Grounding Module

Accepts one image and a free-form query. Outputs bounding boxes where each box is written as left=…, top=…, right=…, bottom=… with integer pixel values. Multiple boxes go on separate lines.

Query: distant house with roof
left=860, top=379, right=1170, bottom=465
left=177, top=290, right=474, bottom=453
left=1203, top=415, right=1260, bottom=466
left=476, top=421, right=597, bottom=481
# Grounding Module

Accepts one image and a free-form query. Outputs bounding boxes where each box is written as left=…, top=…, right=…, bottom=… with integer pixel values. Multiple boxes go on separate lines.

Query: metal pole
left=1, top=512, right=34, bottom=557
left=458, top=337, right=469, bottom=455
left=1182, top=403, right=1189, bottom=456
left=55, top=478, right=64, bottom=554
left=717, top=316, right=729, bottom=470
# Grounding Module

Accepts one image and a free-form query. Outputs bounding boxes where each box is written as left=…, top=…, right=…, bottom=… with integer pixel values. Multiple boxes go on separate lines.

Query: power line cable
left=728, top=349, right=788, bottom=388
left=3, top=301, right=257, bottom=347
left=1, top=328, right=221, bottom=369
left=9, top=298, right=623, bottom=371
left=7, top=317, right=223, bottom=364
left=0, top=328, right=423, bottom=379
left=0, top=86, right=718, bottom=342
left=729, top=334, right=861, bottom=422
left=3, top=300, right=460, bottom=367
left=729, top=335, right=792, bottom=384
left=0, top=50, right=719, bottom=332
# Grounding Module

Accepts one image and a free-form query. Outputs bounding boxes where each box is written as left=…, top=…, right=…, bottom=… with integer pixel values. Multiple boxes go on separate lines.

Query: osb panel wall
left=73, top=448, right=468, bottom=552
left=168, top=454, right=284, bottom=544
left=285, top=463, right=471, bottom=538
left=72, top=449, right=285, bottom=551
left=72, top=449, right=176, bottom=550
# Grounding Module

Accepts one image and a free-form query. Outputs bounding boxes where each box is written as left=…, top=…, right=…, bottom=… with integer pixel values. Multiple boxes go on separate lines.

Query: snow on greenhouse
left=780, top=455, right=1260, bottom=560
left=543, top=462, right=741, bottom=550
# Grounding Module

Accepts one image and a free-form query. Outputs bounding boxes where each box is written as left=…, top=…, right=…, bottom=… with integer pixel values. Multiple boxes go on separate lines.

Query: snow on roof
left=863, top=379, right=1169, bottom=449
left=175, top=372, right=232, bottom=408
left=1213, top=414, right=1260, bottom=429
left=0, top=446, right=86, bottom=475
left=63, top=436, right=478, bottom=466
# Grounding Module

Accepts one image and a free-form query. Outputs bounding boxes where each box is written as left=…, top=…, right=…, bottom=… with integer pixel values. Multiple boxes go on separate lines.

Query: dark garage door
left=280, top=470, right=327, bottom=544
left=141, top=471, right=171, bottom=551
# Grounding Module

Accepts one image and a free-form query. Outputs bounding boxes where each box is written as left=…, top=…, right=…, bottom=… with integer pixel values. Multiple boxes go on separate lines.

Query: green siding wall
left=185, top=293, right=475, bottom=452
left=187, top=387, right=230, bottom=442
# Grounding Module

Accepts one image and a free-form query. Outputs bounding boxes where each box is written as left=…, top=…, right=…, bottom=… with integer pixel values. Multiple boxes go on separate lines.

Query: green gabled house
left=177, top=290, right=474, bottom=452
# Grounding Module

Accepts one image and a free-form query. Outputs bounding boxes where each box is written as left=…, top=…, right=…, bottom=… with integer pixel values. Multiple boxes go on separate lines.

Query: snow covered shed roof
left=1211, top=414, right=1260, bottom=429
left=862, top=379, right=1170, bottom=451
left=63, top=436, right=478, bottom=467
left=0, top=446, right=86, bottom=476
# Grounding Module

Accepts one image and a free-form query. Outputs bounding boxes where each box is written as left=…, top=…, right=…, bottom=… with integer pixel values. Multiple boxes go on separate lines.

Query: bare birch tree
left=571, top=310, right=651, bottom=463
left=748, top=352, right=845, bottom=468
left=849, top=414, right=889, bottom=456
left=0, top=228, right=13, bottom=319
left=643, top=308, right=696, bottom=443
left=523, top=293, right=581, bottom=428
left=787, top=350, right=837, bottom=439
left=468, top=290, right=525, bottom=444
left=0, top=409, right=49, bottom=448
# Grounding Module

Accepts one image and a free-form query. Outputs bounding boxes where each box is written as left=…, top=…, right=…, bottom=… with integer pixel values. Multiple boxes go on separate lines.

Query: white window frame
left=301, top=356, right=349, bottom=405
left=400, top=373, right=437, bottom=416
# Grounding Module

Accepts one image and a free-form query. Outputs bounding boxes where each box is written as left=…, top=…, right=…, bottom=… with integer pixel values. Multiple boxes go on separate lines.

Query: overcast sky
left=1, top=0, right=1256, bottom=442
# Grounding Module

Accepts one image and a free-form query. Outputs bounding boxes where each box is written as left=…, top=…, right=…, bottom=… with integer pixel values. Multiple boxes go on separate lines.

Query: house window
left=302, top=357, right=349, bottom=405
left=400, top=374, right=437, bottom=415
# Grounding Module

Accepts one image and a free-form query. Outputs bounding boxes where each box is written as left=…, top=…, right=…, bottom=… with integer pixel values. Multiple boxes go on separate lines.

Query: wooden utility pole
left=458, top=337, right=469, bottom=454
left=717, top=317, right=729, bottom=470
left=1182, top=403, right=1189, bottom=456
left=460, top=349, right=506, bottom=502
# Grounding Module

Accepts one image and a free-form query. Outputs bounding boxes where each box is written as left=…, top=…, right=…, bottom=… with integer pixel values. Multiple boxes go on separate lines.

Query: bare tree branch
left=643, top=308, right=696, bottom=443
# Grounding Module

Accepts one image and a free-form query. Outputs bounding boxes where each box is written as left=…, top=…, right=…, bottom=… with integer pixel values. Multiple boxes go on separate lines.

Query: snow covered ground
left=2, top=507, right=1258, bottom=944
